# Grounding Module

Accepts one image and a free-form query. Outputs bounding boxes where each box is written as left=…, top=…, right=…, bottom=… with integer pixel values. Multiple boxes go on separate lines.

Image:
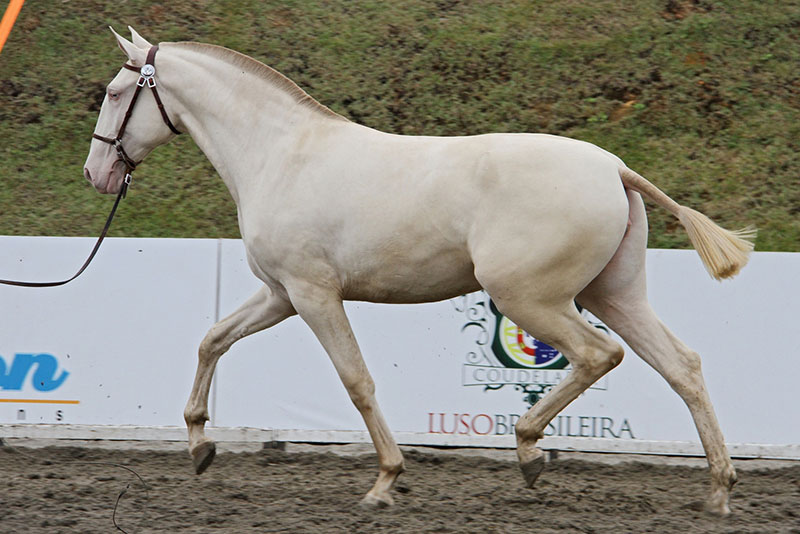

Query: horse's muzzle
left=84, top=166, right=120, bottom=194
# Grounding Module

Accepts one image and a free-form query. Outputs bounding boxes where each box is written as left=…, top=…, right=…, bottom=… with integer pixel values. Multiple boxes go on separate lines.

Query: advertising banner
left=0, top=237, right=217, bottom=427
left=2, top=237, right=798, bottom=457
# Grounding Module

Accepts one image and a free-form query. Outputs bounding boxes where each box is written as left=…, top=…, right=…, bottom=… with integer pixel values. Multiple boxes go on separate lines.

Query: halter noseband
left=91, top=45, right=180, bottom=196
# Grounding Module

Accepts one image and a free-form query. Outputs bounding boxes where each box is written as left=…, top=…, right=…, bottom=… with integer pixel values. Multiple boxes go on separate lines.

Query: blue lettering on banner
left=0, top=353, right=70, bottom=391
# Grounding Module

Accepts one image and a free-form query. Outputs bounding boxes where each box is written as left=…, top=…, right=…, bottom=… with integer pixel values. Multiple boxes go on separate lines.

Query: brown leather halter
left=0, top=45, right=180, bottom=288
left=92, top=44, right=181, bottom=192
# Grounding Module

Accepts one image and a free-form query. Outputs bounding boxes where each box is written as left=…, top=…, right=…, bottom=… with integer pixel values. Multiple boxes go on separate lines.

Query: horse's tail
left=618, top=166, right=756, bottom=280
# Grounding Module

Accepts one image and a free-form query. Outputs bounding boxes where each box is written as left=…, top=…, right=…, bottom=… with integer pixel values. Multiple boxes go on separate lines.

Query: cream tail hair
left=619, top=167, right=755, bottom=280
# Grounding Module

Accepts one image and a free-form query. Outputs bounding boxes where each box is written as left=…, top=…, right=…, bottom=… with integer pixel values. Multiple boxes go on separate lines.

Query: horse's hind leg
left=184, top=285, right=295, bottom=474
left=578, top=190, right=736, bottom=514
left=579, top=295, right=737, bottom=514
left=485, top=293, right=625, bottom=487
left=287, top=282, right=404, bottom=507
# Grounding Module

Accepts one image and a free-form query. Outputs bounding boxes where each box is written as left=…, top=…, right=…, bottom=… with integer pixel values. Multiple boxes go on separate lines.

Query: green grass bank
left=1, top=0, right=798, bottom=250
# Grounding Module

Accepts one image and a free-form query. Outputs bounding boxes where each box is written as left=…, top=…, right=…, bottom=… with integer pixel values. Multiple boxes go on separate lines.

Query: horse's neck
left=159, top=44, right=330, bottom=203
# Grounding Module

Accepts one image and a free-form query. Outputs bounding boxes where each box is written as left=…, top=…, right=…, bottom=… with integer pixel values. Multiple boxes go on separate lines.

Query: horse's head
left=84, top=27, right=180, bottom=194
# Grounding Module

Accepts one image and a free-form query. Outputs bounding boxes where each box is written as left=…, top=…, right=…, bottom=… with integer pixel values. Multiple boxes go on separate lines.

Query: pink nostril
left=84, top=168, right=92, bottom=182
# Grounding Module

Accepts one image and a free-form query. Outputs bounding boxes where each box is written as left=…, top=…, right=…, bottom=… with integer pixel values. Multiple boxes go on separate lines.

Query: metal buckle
left=138, top=63, right=156, bottom=87
left=121, top=173, right=132, bottom=199
left=114, top=139, right=125, bottom=159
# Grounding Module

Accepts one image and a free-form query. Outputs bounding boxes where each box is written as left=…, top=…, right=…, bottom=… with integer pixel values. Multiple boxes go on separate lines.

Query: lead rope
left=0, top=182, right=127, bottom=288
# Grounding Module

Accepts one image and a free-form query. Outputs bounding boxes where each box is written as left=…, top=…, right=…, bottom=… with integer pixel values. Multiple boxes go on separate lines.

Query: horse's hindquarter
left=466, top=134, right=630, bottom=301
left=241, top=127, right=630, bottom=304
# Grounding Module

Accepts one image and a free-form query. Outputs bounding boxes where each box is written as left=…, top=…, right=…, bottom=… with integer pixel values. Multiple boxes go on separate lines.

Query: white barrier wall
left=0, top=237, right=217, bottom=426
left=1, top=236, right=798, bottom=458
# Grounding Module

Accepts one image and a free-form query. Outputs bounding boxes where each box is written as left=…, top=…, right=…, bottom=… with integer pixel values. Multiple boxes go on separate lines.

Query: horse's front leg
left=288, top=282, right=405, bottom=507
left=184, top=285, right=295, bottom=474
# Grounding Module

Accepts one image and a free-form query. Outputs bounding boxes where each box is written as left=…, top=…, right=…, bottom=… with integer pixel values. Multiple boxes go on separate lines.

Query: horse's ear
left=128, top=26, right=153, bottom=49
left=109, top=26, right=146, bottom=67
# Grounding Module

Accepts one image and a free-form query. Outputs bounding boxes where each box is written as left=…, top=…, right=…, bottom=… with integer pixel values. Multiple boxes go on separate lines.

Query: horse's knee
left=342, top=374, right=376, bottom=409
left=199, top=324, right=231, bottom=361
left=198, top=328, right=221, bottom=361
left=349, top=386, right=375, bottom=410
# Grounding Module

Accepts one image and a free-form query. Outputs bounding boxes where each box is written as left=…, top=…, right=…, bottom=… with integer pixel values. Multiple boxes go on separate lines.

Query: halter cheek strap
left=91, top=45, right=181, bottom=196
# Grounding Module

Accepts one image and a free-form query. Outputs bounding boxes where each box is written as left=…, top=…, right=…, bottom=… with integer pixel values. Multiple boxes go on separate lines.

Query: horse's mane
left=169, top=42, right=349, bottom=122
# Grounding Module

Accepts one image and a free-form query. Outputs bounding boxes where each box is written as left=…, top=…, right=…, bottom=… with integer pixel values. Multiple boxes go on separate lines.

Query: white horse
left=84, top=27, right=755, bottom=514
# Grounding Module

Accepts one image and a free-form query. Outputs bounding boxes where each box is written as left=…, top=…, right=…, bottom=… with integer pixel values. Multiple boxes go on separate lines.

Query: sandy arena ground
left=1, top=439, right=798, bottom=533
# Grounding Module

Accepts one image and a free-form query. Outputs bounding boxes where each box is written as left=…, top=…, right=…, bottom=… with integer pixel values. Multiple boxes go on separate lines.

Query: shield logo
left=489, top=300, right=569, bottom=370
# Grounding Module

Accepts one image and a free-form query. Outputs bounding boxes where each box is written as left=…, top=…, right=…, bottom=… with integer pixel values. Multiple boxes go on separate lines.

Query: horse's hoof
left=191, top=440, right=216, bottom=475
left=704, top=495, right=731, bottom=516
left=704, top=504, right=731, bottom=516
left=359, top=493, right=393, bottom=509
left=520, top=455, right=545, bottom=488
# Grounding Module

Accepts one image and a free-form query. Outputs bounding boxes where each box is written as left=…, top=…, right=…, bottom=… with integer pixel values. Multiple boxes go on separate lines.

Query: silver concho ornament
left=140, top=64, right=155, bottom=77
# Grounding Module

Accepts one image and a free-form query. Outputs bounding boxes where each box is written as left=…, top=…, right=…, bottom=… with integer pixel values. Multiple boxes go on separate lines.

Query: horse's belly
left=341, top=251, right=480, bottom=304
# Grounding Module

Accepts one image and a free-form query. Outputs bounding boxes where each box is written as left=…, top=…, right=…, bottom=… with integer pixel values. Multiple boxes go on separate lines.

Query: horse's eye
left=108, top=91, right=121, bottom=102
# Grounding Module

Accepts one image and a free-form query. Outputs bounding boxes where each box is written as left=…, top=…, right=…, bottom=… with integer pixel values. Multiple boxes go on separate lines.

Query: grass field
left=1, top=0, right=798, bottom=250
